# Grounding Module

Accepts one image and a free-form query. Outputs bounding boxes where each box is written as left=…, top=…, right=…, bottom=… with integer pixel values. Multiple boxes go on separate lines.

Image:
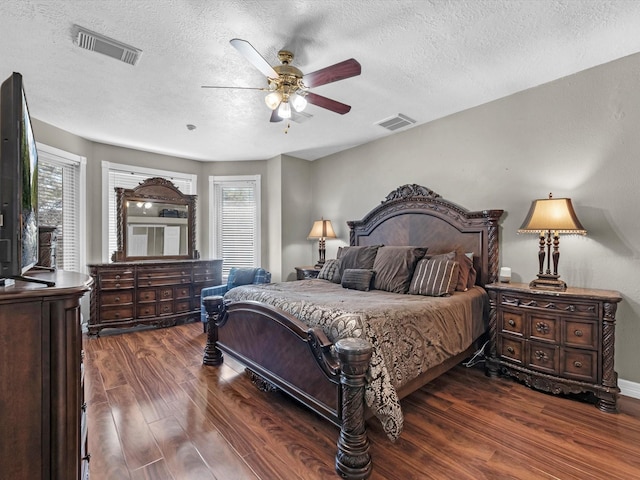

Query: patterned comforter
left=224, top=279, right=488, bottom=441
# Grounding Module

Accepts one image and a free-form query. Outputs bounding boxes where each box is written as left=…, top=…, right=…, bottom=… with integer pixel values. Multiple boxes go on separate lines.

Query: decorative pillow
left=453, top=248, right=474, bottom=292
left=341, top=268, right=375, bottom=291
left=317, top=258, right=341, bottom=283
left=337, top=245, right=381, bottom=277
left=227, top=267, right=257, bottom=288
left=409, top=256, right=460, bottom=297
left=372, top=246, right=427, bottom=293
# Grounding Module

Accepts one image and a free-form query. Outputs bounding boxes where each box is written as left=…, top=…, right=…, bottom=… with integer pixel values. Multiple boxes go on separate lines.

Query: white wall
left=310, top=52, right=640, bottom=383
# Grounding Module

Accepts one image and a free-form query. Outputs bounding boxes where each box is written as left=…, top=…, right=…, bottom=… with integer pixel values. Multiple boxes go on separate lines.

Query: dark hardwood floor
left=85, top=322, right=640, bottom=480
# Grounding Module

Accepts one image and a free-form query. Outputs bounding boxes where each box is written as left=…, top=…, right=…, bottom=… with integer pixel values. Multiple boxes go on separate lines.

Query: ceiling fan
left=202, top=38, right=361, bottom=123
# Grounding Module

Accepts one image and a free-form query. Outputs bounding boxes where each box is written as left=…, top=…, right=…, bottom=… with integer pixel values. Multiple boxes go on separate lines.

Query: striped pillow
left=318, top=258, right=341, bottom=283
left=341, top=268, right=374, bottom=291
left=409, top=257, right=460, bottom=296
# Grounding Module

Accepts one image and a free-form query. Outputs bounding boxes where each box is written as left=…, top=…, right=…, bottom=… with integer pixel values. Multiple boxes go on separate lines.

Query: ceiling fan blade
left=303, top=58, right=361, bottom=88
left=305, top=92, right=351, bottom=115
left=270, top=110, right=283, bottom=123
left=201, top=85, right=266, bottom=90
left=230, top=38, right=279, bottom=79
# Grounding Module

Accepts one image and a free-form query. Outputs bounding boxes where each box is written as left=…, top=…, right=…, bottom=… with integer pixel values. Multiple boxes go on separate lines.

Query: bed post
left=334, top=338, right=373, bottom=480
left=203, top=296, right=225, bottom=366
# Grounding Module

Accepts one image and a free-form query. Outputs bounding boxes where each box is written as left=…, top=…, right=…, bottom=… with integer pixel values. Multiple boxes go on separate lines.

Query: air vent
left=75, top=26, right=142, bottom=66
left=376, top=113, right=416, bottom=131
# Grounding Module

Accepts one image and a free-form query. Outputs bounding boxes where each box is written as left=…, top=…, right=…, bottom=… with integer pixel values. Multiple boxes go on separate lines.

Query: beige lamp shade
left=518, top=196, right=586, bottom=234
left=307, top=219, right=337, bottom=239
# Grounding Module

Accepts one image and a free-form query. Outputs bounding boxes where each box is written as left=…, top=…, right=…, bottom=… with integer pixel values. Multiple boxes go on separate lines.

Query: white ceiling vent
left=75, top=26, right=142, bottom=66
left=376, top=113, right=416, bottom=131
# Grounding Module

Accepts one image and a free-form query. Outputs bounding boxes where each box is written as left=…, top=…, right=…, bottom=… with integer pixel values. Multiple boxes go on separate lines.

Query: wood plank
left=87, top=400, right=131, bottom=480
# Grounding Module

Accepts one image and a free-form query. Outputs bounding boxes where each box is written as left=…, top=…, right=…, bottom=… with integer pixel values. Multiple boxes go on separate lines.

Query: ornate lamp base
left=529, top=274, right=567, bottom=291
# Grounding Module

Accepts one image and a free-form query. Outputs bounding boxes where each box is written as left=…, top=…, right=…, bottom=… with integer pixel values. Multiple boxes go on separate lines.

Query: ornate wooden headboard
left=347, top=184, right=504, bottom=286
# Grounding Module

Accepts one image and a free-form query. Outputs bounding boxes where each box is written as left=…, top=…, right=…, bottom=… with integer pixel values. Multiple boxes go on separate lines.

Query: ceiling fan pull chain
left=284, top=122, right=291, bottom=134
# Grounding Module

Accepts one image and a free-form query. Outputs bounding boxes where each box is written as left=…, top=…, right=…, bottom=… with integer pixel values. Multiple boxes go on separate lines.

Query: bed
left=202, top=184, right=503, bottom=479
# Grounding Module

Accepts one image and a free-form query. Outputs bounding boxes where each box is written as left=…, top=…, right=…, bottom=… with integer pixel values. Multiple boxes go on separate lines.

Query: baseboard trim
left=620, top=378, right=640, bottom=399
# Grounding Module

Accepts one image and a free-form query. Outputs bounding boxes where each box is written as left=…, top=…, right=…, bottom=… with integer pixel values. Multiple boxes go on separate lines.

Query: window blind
left=211, top=176, right=260, bottom=278
left=37, top=145, right=84, bottom=272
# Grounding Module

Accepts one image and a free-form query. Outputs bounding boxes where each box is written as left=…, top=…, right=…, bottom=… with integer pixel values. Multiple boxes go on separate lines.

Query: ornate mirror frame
left=113, top=177, right=197, bottom=262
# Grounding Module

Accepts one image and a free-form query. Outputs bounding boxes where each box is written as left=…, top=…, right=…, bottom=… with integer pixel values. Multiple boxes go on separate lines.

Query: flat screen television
left=0, top=72, right=53, bottom=286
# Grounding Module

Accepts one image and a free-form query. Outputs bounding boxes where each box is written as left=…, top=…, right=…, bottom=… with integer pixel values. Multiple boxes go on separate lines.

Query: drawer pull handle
left=81, top=402, right=87, bottom=412
left=115, top=313, right=120, bottom=318
left=115, top=275, right=121, bottom=280
left=148, top=281, right=152, bottom=286
left=115, top=297, right=120, bottom=302
left=508, top=319, right=516, bottom=327
left=506, top=346, right=515, bottom=354
left=574, top=361, right=583, bottom=368
left=535, top=322, right=550, bottom=334
left=523, top=301, right=537, bottom=307
left=574, top=329, right=583, bottom=337
left=534, top=350, right=549, bottom=362
left=115, top=283, right=120, bottom=288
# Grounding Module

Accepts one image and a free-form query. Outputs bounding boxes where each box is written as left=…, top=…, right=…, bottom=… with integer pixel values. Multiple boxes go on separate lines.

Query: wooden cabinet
left=88, top=259, right=222, bottom=335
left=295, top=265, right=320, bottom=280
left=486, top=282, right=622, bottom=413
left=0, top=270, right=92, bottom=479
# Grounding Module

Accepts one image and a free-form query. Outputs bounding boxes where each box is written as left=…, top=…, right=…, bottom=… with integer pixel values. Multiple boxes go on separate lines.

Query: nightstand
left=295, top=266, right=320, bottom=280
left=485, top=282, right=622, bottom=413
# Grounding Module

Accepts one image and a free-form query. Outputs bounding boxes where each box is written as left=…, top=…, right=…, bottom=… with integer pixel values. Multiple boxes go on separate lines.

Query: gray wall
left=31, top=51, right=640, bottom=384
left=310, top=52, right=640, bottom=383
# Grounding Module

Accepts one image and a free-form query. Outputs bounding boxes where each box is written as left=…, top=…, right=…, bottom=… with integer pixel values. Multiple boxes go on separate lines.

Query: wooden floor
left=85, top=322, right=640, bottom=480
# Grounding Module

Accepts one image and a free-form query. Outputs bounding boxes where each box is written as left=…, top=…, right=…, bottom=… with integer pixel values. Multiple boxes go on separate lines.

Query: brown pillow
left=409, top=256, right=460, bottom=296
left=337, top=245, right=381, bottom=277
left=453, top=248, right=474, bottom=292
left=317, top=258, right=341, bottom=283
left=341, top=269, right=375, bottom=291
left=372, top=246, right=427, bottom=293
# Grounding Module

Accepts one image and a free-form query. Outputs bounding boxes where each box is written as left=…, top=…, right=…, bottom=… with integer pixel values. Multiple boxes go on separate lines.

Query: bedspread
left=224, top=279, right=488, bottom=441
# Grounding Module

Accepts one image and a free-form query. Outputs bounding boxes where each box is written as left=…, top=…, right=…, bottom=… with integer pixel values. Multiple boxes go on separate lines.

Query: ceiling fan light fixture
left=291, top=93, right=307, bottom=112
left=265, top=90, right=283, bottom=110
left=278, top=100, right=292, bottom=119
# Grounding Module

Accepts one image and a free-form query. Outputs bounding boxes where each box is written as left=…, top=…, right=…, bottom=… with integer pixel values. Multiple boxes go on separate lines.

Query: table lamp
left=307, top=218, right=336, bottom=268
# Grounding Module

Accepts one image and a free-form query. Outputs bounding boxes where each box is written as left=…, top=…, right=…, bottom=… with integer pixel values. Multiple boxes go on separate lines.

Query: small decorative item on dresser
left=295, top=265, right=320, bottom=280
left=485, top=282, right=622, bottom=413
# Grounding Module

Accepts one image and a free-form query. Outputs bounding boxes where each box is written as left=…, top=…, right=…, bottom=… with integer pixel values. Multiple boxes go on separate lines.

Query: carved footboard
left=203, top=296, right=373, bottom=479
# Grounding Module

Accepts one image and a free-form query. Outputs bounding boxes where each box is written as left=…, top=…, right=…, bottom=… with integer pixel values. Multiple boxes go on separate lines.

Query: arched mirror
left=112, top=177, right=197, bottom=261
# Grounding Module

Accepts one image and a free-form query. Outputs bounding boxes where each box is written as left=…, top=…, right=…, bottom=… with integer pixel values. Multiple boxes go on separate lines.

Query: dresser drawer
left=137, top=304, right=156, bottom=317
left=100, top=278, right=135, bottom=290
left=529, top=313, right=559, bottom=343
left=501, top=293, right=599, bottom=319
left=159, top=287, right=174, bottom=300
left=100, top=291, right=133, bottom=306
left=499, top=336, right=524, bottom=364
left=138, top=275, right=189, bottom=287
left=98, top=270, right=134, bottom=282
left=138, top=289, right=157, bottom=302
left=500, top=309, right=524, bottom=336
left=562, top=348, right=597, bottom=383
left=527, top=341, right=559, bottom=375
left=564, top=319, right=597, bottom=349
left=99, top=306, right=134, bottom=322
left=159, top=301, right=174, bottom=315
left=176, top=286, right=191, bottom=299
left=176, top=300, right=191, bottom=313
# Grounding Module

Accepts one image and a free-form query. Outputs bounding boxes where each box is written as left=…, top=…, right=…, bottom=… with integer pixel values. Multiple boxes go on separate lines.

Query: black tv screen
left=0, top=72, right=39, bottom=278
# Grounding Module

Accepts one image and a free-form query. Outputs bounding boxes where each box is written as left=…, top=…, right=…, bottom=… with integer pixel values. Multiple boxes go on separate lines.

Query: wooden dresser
left=486, top=282, right=622, bottom=412
left=0, top=270, right=92, bottom=479
left=88, top=259, right=222, bottom=335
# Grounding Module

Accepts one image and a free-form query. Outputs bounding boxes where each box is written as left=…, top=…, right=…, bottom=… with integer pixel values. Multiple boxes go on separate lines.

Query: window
left=210, top=175, right=261, bottom=278
left=36, top=143, right=86, bottom=272
left=101, top=162, right=197, bottom=262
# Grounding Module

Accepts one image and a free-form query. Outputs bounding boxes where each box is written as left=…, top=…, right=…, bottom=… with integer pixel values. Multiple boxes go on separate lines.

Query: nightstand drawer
left=502, top=293, right=599, bottom=319
left=562, top=348, right=597, bottom=382
left=529, top=314, right=559, bottom=343
left=499, top=336, right=524, bottom=364
left=564, top=320, right=597, bottom=349
left=500, top=309, right=524, bottom=336
left=527, top=341, right=559, bottom=375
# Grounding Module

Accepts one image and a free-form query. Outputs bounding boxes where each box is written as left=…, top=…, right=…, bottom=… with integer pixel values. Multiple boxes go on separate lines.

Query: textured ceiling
left=1, top=1, right=640, bottom=162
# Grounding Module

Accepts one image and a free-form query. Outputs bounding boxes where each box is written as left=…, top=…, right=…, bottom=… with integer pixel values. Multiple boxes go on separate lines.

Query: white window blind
left=210, top=175, right=261, bottom=278
left=37, top=144, right=86, bottom=272
left=103, top=162, right=196, bottom=262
